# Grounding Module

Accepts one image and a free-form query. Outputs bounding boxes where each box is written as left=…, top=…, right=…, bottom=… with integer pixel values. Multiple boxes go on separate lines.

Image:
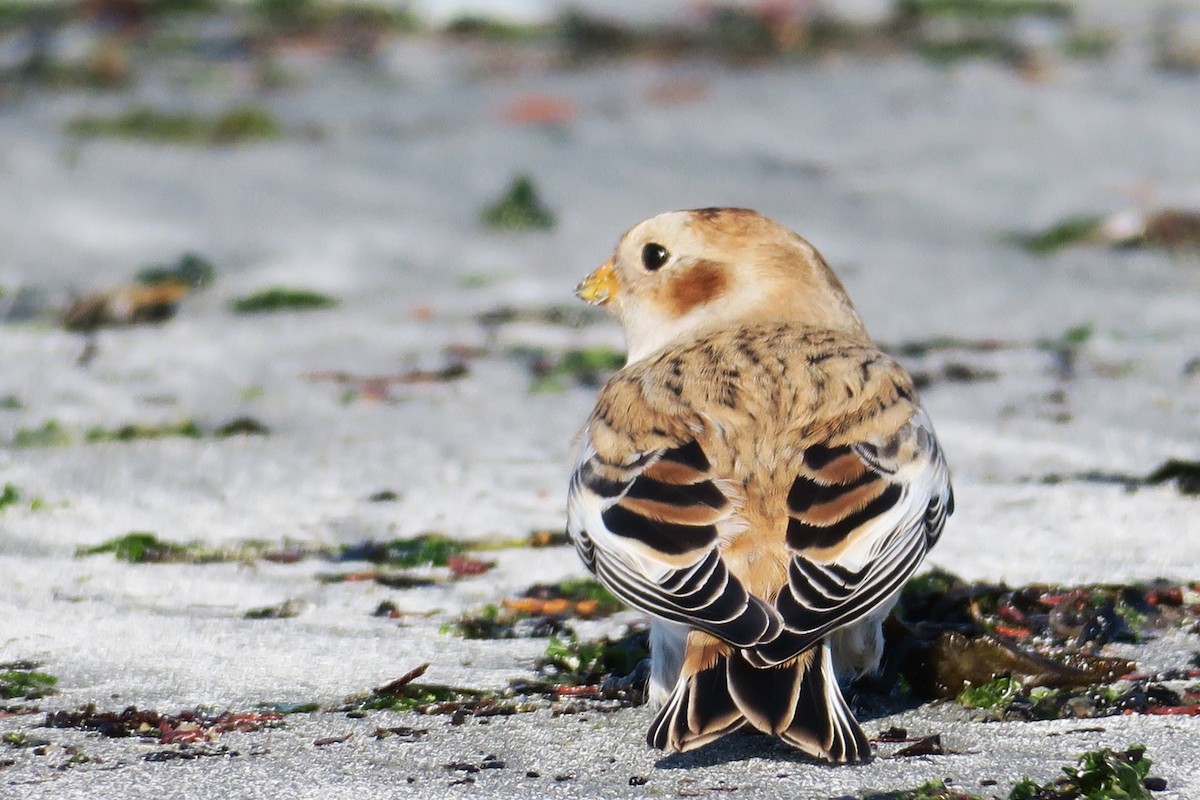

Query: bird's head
left=577, top=208, right=867, bottom=364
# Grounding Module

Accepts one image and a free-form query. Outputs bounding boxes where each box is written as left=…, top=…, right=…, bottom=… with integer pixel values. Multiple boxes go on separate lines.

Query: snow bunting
left=567, top=208, right=953, bottom=762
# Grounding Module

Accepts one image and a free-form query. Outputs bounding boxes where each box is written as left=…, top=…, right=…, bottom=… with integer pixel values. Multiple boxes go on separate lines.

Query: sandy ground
left=2, top=1, right=1200, bottom=798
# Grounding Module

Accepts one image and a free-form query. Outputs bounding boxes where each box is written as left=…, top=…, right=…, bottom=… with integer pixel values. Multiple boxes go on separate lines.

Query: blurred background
left=0, top=0, right=1197, bottom=559
left=1, top=5, right=1199, bottom=785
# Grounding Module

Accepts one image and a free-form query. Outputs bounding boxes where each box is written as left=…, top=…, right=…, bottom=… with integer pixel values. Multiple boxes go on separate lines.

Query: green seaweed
left=897, top=0, right=1072, bottom=21
left=481, top=175, right=556, bottom=231
left=77, top=534, right=319, bottom=565
left=341, top=665, right=493, bottom=713
left=333, top=534, right=468, bottom=568
left=11, top=420, right=71, bottom=448
left=1036, top=322, right=1094, bottom=352
left=230, top=287, right=338, bottom=314
left=85, top=420, right=202, bottom=443
left=538, top=628, right=649, bottom=686
left=1011, top=216, right=1105, bottom=255
left=0, top=663, right=58, bottom=700
left=0, top=2, right=66, bottom=28
left=477, top=304, right=605, bottom=328
left=860, top=780, right=984, bottom=800
left=136, top=253, right=217, bottom=289
left=1063, top=30, right=1117, bottom=59
left=957, top=676, right=1022, bottom=710
left=143, top=0, right=223, bottom=14
left=1010, top=746, right=1154, bottom=799
left=529, top=346, right=625, bottom=392
left=244, top=599, right=304, bottom=619
left=258, top=701, right=321, bottom=714
left=447, top=14, right=545, bottom=41
left=67, top=105, right=283, bottom=146
left=548, top=578, right=624, bottom=614
left=77, top=532, right=196, bottom=564
left=0, top=483, right=20, bottom=510
left=349, top=683, right=484, bottom=712
left=251, top=0, right=418, bottom=31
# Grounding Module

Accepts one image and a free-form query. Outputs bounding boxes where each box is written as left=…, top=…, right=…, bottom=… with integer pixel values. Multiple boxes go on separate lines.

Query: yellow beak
left=576, top=260, right=617, bottom=306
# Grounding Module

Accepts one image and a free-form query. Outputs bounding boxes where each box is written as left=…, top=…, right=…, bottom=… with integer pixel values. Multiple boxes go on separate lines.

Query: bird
left=566, top=208, right=953, bottom=762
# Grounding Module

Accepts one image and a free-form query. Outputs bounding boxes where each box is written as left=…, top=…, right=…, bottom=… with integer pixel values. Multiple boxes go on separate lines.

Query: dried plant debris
left=243, top=599, right=304, bottom=620
left=879, top=570, right=1200, bottom=720
left=44, top=704, right=281, bottom=744
left=910, top=362, right=1001, bottom=389
left=960, top=677, right=1200, bottom=721
left=0, top=663, right=58, bottom=701
left=481, top=175, right=556, bottom=231
left=892, top=0, right=1074, bottom=65
left=449, top=579, right=625, bottom=639
left=901, top=570, right=1198, bottom=652
left=526, top=529, right=571, bottom=547
left=63, top=530, right=558, bottom=583
left=512, top=578, right=625, bottom=617
left=76, top=532, right=322, bottom=565
left=513, top=346, right=626, bottom=392
left=476, top=304, right=605, bottom=329
left=58, top=252, right=217, bottom=331
left=1154, top=10, right=1200, bottom=73
left=67, top=104, right=283, bottom=146
left=230, top=287, right=338, bottom=314
left=450, top=603, right=574, bottom=640
left=535, top=627, right=649, bottom=691
left=1035, top=458, right=1200, bottom=497
left=9, top=417, right=269, bottom=448
left=1144, top=460, right=1200, bottom=496
left=338, top=664, right=500, bottom=716
left=62, top=282, right=190, bottom=331
left=848, top=778, right=982, bottom=799
left=354, top=631, right=653, bottom=717
left=556, top=7, right=897, bottom=65
left=1012, top=209, right=1200, bottom=255
left=318, top=534, right=498, bottom=585
left=918, top=631, right=1136, bottom=696
left=303, top=364, right=469, bottom=402
left=848, top=745, right=1165, bottom=799
left=339, top=534, right=468, bottom=569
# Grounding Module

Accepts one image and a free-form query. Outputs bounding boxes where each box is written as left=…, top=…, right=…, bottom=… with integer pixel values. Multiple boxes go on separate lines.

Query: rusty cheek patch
left=666, top=262, right=727, bottom=316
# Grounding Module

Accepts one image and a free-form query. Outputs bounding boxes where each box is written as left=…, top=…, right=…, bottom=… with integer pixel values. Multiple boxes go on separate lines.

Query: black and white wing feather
left=567, top=437, right=780, bottom=648
left=752, top=407, right=953, bottom=666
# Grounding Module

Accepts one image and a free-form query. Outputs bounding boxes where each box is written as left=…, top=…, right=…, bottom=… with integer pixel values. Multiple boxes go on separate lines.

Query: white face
left=608, top=212, right=755, bottom=362
left=578, top=208, right=866, bottom=365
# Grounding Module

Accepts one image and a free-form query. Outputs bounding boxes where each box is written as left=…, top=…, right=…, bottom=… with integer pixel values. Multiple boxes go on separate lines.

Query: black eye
left=641, top=243, right=670, bottom=271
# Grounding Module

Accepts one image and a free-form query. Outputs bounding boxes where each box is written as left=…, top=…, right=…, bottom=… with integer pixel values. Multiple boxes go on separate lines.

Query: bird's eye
left=641, top=243, right=670, bottom=272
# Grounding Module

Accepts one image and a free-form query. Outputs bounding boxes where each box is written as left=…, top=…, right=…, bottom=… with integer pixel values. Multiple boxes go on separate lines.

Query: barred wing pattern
left=754, top=408, right=953, bottom=666
left=569, top=406, right=950, bottom=664
left=567, top=438, right=780, bottom=649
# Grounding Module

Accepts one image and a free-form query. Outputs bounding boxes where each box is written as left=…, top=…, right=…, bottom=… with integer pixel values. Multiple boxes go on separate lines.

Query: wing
left=750, top=407, right=953, bottom=667
left=567, top=436, right=781, bottom=649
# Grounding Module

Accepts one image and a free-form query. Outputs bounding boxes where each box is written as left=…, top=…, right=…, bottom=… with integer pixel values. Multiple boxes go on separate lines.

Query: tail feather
left=775, top=642, right=870, bottom=763
left=647, top=654, right=746, bottom=752
left=648, top=639, right=870, bottom=763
